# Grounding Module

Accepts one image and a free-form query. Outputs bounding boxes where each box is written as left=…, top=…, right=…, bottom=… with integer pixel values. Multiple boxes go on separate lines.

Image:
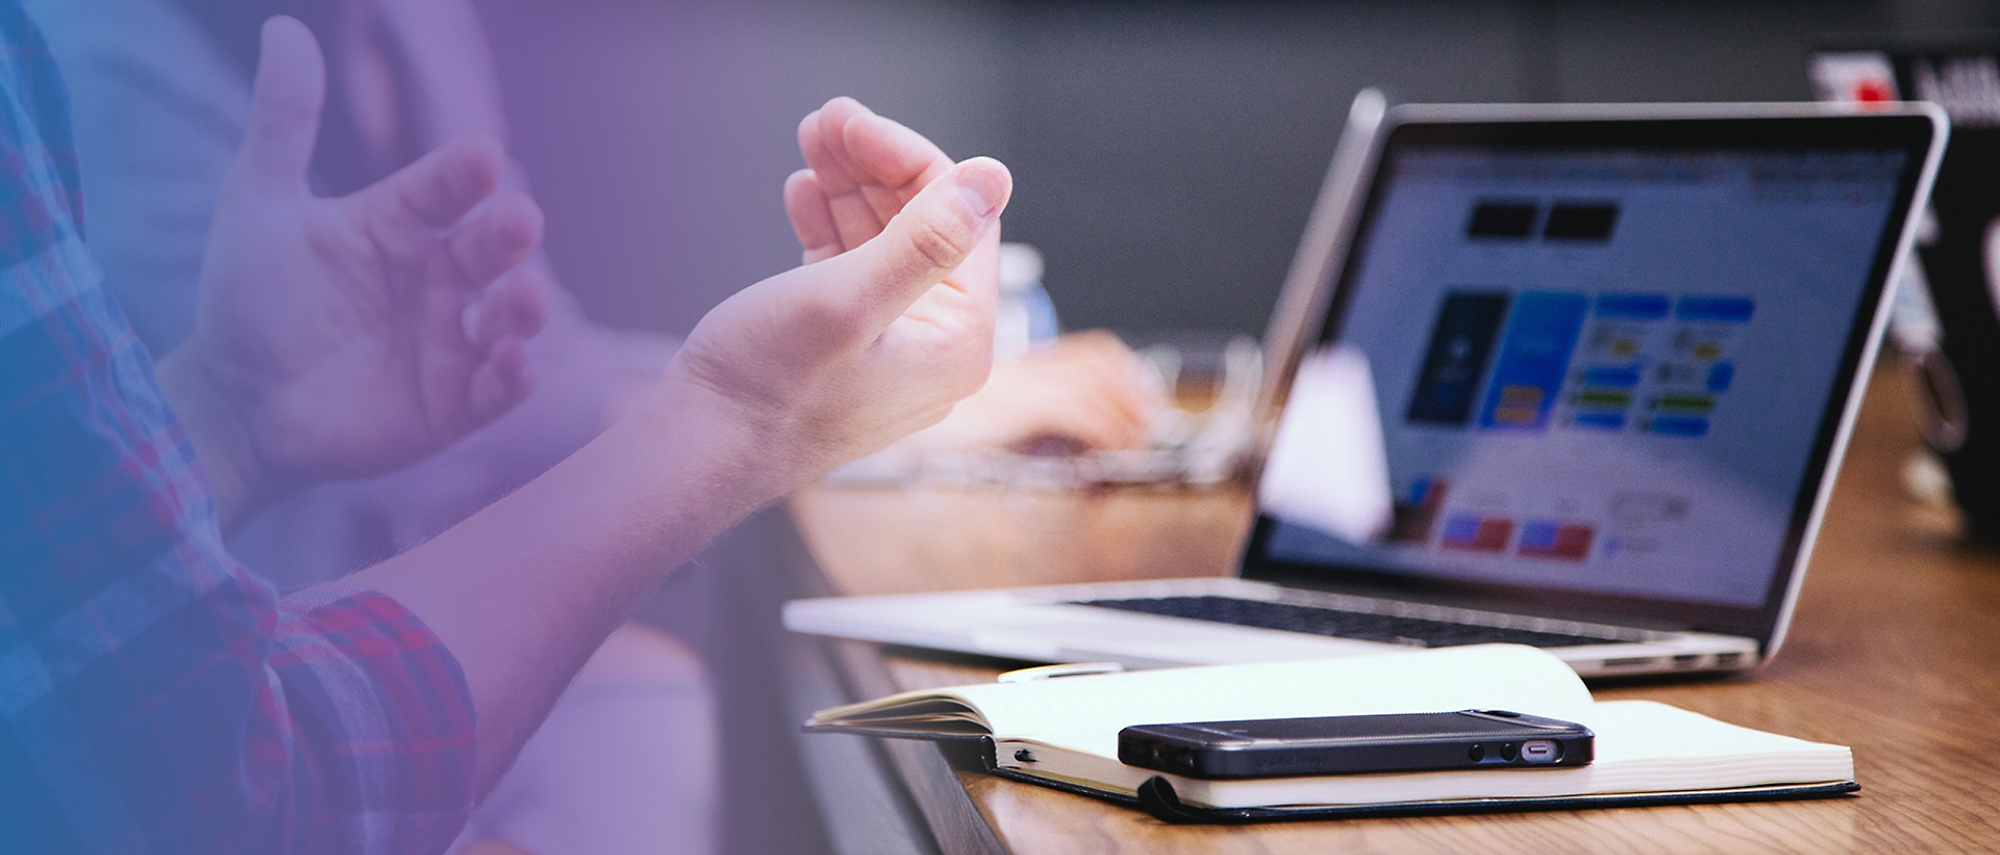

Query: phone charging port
left=1519, top=739, right=1561, bottom=764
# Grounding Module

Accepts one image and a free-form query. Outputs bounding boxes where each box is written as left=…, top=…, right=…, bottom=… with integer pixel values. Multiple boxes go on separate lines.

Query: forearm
left=348, top=378, right=785, bottom=794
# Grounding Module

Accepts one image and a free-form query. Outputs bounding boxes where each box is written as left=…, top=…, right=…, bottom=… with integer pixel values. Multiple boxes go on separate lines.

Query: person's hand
left=159, top=17, right=549, bottom=529
left=781, top=98, right=1160, bottom=454
left=783, top=97, right=962, bottom=267
left=917, top=330, right=1166, bottom=453
left=650, top=104, right=1012, bottom=498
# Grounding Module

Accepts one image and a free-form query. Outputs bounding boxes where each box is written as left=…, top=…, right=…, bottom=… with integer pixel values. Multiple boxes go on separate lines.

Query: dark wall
left=477, top=0, right=2000, bottom=338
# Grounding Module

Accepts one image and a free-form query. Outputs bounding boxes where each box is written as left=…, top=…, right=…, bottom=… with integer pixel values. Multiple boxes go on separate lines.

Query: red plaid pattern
left=0, top=4, right=479, bottom=853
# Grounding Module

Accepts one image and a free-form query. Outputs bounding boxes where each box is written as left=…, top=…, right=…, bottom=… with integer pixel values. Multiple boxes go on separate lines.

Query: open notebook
left=805, top=645, right=1856, bottom=822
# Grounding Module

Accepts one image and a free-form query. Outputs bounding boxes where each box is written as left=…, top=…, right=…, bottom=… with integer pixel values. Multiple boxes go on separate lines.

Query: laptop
left=784, top=101, right=1946, bottom=678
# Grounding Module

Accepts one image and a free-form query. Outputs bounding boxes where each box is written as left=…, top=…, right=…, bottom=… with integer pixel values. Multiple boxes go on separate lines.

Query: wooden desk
left=787, top=371, right=2000, bottom=853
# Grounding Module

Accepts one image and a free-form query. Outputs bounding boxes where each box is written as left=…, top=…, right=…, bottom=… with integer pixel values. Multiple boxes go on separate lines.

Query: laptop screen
left=1244, top=113, right=1935, bottom=638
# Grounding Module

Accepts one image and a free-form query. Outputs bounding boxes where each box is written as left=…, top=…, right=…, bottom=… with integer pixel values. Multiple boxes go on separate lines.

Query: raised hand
left=657, top=153, right=1013, bottom=495
left=783, top=98, right=1162, bottom=453
left=161, top=17, right=550, bottom=527
left=349, top=110, right=1009, bottom=796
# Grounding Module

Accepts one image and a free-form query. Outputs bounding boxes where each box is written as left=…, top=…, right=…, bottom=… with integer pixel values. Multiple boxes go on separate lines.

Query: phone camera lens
left=1500, top=742, right=1519, bottom=762
left=1468, top=744, right=1485, bottom=763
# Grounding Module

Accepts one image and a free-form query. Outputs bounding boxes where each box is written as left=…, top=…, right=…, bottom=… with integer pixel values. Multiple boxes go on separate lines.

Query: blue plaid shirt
left=0, top=5, right=478, bottom=853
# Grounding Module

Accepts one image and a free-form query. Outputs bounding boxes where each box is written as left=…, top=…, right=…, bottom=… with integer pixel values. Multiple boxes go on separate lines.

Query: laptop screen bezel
left=1238, top=107, right=1940, bottom=645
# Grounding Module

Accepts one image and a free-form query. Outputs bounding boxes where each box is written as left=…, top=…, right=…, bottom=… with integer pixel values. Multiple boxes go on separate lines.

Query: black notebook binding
left=1129, top=774, right=1860, bottom=825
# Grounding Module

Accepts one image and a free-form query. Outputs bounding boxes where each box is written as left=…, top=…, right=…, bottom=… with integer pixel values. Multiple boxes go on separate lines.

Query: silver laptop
left=785, top=101, right=1946, bottom=678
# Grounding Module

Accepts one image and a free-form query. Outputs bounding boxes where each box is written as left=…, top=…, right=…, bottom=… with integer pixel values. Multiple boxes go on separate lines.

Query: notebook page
left=949, top=644, right=1592, bottom=758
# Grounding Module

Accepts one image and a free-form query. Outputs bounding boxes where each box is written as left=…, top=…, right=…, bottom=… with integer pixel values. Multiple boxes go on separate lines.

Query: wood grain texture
left=792, top=370, right=2000, bottom=853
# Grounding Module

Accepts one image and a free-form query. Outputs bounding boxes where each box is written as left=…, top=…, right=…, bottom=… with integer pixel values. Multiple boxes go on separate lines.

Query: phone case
left=1118, top=710, right=1594, bottom=778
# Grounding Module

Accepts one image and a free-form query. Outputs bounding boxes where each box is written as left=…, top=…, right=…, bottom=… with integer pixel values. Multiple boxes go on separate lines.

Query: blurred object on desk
left=791, top=481, right=1254, bottom=597
left=830, top=334, right=1263, bottom=488
left=1255, top=345, right=1393, bottom=544
left=995, top=243, right=1061, bottom=360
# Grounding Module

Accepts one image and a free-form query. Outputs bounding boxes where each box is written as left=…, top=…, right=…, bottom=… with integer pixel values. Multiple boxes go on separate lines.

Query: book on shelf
left=804, top=644, right=1856, bottom=823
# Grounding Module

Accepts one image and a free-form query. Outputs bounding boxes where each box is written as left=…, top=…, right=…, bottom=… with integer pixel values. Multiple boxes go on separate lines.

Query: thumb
left=234, top=16, right=326, bottom=192
left=826, top=157, right=1011, bottom=331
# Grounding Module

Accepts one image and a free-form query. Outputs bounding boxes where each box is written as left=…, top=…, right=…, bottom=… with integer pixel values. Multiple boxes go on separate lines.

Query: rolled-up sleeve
left=0, top=5, right=477, bottom=851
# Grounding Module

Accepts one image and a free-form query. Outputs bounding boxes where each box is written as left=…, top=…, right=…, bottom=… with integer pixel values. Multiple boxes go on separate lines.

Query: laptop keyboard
left=1075, top=595, right=1631, bottom=649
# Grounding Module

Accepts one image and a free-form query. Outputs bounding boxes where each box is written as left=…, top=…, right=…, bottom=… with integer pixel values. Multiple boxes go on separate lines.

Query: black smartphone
left=1118, top=710, right=1594, bottom=779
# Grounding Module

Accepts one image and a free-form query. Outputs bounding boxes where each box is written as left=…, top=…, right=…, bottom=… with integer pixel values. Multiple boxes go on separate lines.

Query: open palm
left=180, top=17, right=548, bottom=492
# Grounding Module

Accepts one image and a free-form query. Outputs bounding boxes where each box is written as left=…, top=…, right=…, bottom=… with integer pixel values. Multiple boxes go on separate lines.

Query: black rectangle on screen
left=1466, top=201, right=1540, bottom=239
left=1543, top=202, right=1620, bottom=241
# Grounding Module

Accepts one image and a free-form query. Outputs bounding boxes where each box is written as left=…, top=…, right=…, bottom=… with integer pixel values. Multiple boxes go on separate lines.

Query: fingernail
left=954, top=161, right=1009, bottom=221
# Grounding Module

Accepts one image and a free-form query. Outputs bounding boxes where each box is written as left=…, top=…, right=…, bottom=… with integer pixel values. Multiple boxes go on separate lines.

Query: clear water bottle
left=996, top=243, right=1060, bottom=360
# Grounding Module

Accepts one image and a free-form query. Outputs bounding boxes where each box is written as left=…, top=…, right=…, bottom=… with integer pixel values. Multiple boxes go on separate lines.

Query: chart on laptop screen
left=1265, top=145, right=1908, bottom=608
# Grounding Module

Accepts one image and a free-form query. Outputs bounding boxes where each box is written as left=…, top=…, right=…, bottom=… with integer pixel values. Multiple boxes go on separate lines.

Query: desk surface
left=788, top=370, right=2000, bottom=853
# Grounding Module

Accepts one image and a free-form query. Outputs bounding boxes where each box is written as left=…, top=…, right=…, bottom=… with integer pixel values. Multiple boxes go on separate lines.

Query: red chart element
left=1519, top=521, right=1595, bottom=561
left=1440, top=515, right=1514, bottom=553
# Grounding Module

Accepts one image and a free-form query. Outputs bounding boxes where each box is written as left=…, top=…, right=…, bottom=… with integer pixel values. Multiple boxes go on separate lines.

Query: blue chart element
left=1676, top=296, right=1755, bottom=323
left=1581, top=365, right=1642, bottom=389
left=1706, top=362, right=1736, bottom=393
left=1478, top=292, right=1589, bottom=431
left=1650, top=416, right=1711, bottom=437
left=1407, top=292, right=1511, bottom=426
left=1441, top=515, right=1483, bottom=543
left=1572, top=412, right=1628, bottom=431
left=1594, top=294, right=1671, bottom=320
left=1518, top=521, right=1560, bottom=550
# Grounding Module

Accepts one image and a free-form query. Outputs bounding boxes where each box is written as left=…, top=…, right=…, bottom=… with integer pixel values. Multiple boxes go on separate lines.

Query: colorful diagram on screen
left=1393, top=289, right=1753, bottom=565
left=1389, top=475, right=1606, bottom=562
left=1405, top=289, right=1753, bottom=438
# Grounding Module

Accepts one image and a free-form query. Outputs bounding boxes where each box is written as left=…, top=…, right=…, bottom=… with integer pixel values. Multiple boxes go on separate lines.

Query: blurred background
left=475, top=0, right=2000, bottom=341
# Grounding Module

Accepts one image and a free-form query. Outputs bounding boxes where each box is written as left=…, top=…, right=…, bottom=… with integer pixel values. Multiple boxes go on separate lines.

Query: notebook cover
left=1128, top=774, right=1862, bottom=824
left=819, top=730, right=1860, bottom=824
left=953, top=737, right=1859, bottom=824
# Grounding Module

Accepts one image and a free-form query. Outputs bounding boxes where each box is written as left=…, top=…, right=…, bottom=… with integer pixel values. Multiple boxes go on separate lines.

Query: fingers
left=462, top=264, right=552, bottom=352
left=800, top=101, right=886, bottom=250
left=447, top=190, right=544, bottom=288
left=1060, top=373, right=1150, bottom=449
left=466, top=335, right=533, bottom=427
left=799, top=98, right=954, bottom=252
left=942, top=344, right=1153, bottom=452
left=978, top=332, right=1163, bottom=451
left=843, top=111, right=953, bottom=202
left=826, top=157, right=1012, bottom=331
left=345, top=135, right=537, bottom=293
left=449, top=246, right=547, bottom=432
left=235, top=16, right=327, bottom=192
left=1030, top=394, right=1148, bottom=452
left=374, top=135, right=510, bottom=230
left=1056, top=331, right=1168, bottom=429
left=783, top=169, right=844, bottom=265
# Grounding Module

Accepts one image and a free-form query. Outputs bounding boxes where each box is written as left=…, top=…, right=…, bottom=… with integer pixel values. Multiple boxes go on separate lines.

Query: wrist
left=156, top=345, right=282, bottom=532
left=627, top=370, right=804, bottom=515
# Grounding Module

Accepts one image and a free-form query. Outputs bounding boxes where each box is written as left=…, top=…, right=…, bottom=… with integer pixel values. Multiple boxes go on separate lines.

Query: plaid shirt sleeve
left=0, top=6, right=478, bottom=854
